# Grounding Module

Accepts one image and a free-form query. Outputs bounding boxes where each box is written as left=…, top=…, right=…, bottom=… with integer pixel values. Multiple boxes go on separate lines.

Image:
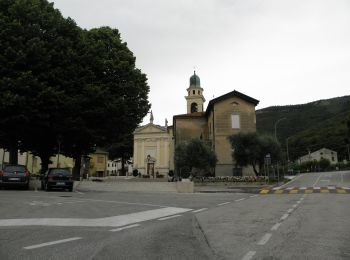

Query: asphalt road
left=280, top=170, right=350, bottom=188
left=0, top=170, right=349, bottom=260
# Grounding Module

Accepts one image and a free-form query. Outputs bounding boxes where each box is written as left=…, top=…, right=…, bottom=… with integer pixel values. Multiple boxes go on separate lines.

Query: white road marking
left=287, top=208, right=294, bottom=213
left=296, top=201, right=301, bottom=204
left=23, top=237, right=82, bottom=250
left=342, top=187, right=350, bottom=190
left=292, top=204, right=298, bottom=208
left=257, top=233, right=272, bottom=245
left=271, top=222, right=282, bottom=231
left=278, top=173, right=304, bottom=188
left=0, top=207, right=192, bottom=227
left=235, top=198, right=246, bottom=202
left=327, top=186, right=336, bottom=190
left=193, top=208, right=208, bottom=213
left=29, top=201, right=50, bottom=207
left=313, top=173, right=324, bottom=187
left=158, top=215, right=182, bottom=221
left=75, top=198, right=168, bottom=208
left=250, top=195, right=258, bottom=198
left=218, top=202, right=231, bottom=206
left=300, top=197, right=304, bottom=201
left=299, top=187, right=307, bottom=190
left=75, top=191, right=84, bottom=195
left=286, top=187, right=295, bottom=190
left=280, top=214, right=289, bottom=221
left=313, top=187, right=320, bottom=190
left=109, top=224, right=140, bottom=232
left=242, top=251, right=256, bottom=260
left=272, top=187, right=281, bottom=190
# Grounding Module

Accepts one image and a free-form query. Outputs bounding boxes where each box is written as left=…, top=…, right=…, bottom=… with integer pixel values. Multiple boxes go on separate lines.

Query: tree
left=174, top=139, right=217, bottom=178
left=0, top=0, right=85, bottom=170
left=0, top=2, right=150, bottom=176
left=229, top=132, right=282, bottom=175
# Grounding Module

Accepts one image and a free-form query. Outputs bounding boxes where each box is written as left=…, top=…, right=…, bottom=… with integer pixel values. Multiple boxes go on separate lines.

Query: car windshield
left=48, top=169, right=71, bottom=176
left=4, top=165, right=26, bottom=172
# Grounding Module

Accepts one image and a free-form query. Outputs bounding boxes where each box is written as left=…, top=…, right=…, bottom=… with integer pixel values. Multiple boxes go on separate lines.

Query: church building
left=133, top=72, right=259, bottom=177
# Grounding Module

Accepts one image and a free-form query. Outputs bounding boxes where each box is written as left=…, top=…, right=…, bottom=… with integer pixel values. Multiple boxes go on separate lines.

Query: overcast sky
left=51, top=0, right=350, bottom=126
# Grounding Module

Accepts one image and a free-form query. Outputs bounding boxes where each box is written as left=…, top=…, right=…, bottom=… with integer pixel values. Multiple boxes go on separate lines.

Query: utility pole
left=274, top=118, right=286, bottom=183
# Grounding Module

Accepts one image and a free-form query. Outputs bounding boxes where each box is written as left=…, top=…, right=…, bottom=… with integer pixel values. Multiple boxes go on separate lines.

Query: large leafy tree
left=229, top=132, right=281, bottom=175
left=0, top=1, right=150, bottom=175
left=174, top=139, right=217, bottom=178
left=0, top=0, right=84, bottom=169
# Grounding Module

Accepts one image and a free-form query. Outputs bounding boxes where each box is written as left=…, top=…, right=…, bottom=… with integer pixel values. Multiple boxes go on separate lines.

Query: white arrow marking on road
left=0, top=207, right=192, bottom=227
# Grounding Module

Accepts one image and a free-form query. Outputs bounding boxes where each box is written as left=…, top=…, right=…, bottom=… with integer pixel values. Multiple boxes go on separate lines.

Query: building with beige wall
left=133, top=72, right=259, bottom=177
left=298, top=148, right=338, bottom=165
left=173, top=72, right=259, bottom=176
left=133, top=113, right=173, bottom=177
left=0, top=149, right=74, bottom=174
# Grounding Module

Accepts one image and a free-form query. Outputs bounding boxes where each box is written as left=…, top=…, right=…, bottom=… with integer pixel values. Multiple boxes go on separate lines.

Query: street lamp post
left=274, top=118, right=287, bottom=184
left=274, top=118, right=287, bottom=141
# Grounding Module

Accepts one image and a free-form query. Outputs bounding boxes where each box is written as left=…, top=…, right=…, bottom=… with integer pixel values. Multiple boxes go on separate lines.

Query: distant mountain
left=256, top=95, right=350, bottom=161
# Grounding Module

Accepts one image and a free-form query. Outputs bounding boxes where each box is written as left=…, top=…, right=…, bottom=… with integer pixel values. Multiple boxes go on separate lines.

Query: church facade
left=133, top=72, right=259, bottom=177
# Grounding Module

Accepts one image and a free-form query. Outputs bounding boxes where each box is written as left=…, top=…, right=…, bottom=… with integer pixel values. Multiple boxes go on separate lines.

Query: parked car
left=41, top=168, right=73, bottom=192
left=0, top=165, right=30, bottom=189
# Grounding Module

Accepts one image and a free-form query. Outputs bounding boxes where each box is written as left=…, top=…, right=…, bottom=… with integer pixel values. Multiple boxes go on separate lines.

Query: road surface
left=0, top=170, right=349, bottom=259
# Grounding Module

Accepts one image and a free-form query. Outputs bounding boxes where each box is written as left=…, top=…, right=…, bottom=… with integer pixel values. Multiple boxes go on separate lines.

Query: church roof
left=205, top=90, right=259, bottom=116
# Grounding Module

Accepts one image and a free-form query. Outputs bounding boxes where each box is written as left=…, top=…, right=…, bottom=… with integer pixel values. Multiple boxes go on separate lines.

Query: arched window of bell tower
left=192, top=90, right=195, bottom=95
left=191, top=102, right=198, bottom=113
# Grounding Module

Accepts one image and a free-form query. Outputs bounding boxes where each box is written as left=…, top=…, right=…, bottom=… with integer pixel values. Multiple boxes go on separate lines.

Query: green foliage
left=0, top=1, right=150, bottom=173
left=319, top=158, right=331, bottom=170
left=174, top=139, right=217, bottom=177
left=229, top=132, right=282, bottom=175
left=256, top=96, right=350, bottom=161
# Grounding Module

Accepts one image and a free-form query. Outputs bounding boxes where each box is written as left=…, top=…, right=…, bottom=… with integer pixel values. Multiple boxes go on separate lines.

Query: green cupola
left=190, top=71, right=201, bottom=87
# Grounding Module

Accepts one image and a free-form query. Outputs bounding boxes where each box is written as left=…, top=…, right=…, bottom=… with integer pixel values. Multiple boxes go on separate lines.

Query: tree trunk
left=73, top=155, right=81, bottom=180
left=252, top=163, right=260, bottom=176
left=9, top=147, right=18, bottom=165
left=121, top=156, right=125, bottom=176
left=39, top=154, right=50, bottom=174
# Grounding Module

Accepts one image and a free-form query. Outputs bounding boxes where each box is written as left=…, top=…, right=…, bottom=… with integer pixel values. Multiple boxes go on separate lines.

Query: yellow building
left=0, top=149, right=74, bottom=174
left=133, top=72, right=259, bottom=177
left=87, top=149, right=108, bottom=177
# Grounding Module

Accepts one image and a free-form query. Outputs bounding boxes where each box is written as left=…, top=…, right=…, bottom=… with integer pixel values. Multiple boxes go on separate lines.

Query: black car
left=0, top=165, right=30, bottom=189
left=41, top=168, right=74, bottom=192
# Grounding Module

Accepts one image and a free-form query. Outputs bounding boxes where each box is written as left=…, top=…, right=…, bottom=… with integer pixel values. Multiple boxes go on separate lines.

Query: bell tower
left=185, top=71, right=205, bottom=114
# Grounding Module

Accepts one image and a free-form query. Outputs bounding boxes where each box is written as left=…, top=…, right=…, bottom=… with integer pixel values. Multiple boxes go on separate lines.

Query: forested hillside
left=256, top=96, right=350, bottom=161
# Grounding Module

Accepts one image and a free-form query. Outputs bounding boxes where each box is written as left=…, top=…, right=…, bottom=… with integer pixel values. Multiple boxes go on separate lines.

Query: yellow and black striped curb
left=259, top=187, right=350, bottom=194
